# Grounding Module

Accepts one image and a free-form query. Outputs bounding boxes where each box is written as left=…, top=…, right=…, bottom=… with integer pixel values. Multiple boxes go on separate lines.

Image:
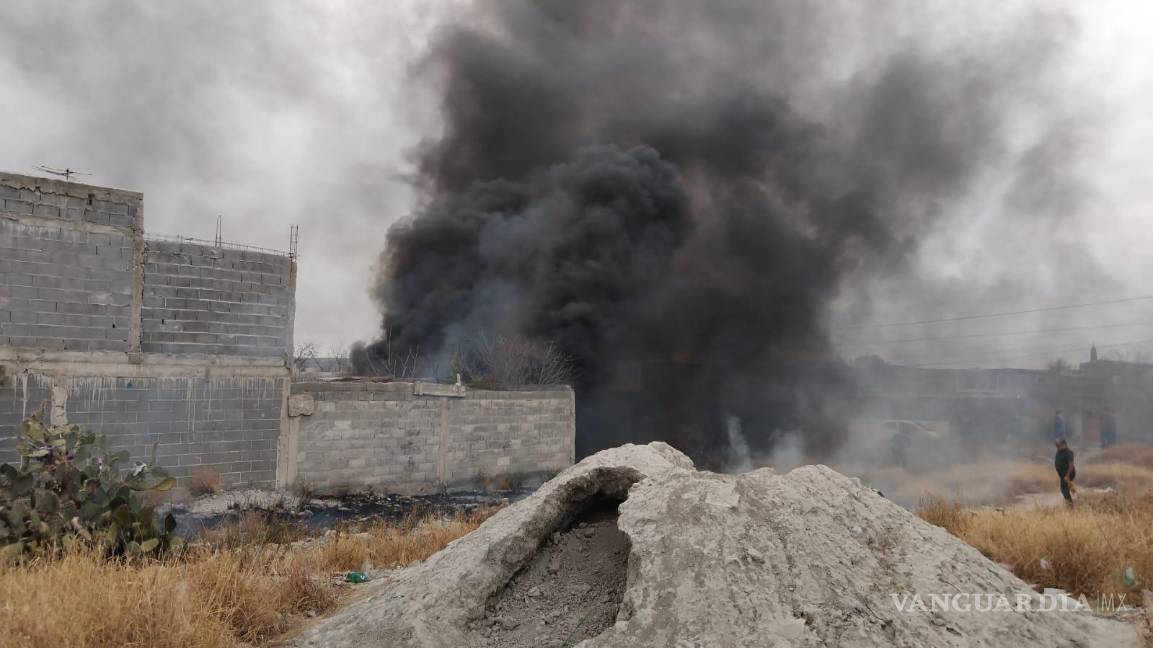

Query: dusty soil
left=970, top=486, right=1114, bottom=513
left=466, top=500, right=629, bottom=648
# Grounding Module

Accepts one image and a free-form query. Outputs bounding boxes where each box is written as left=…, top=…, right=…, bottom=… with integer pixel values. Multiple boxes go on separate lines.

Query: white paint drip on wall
left=59, top=375, right=282, bottom=432
left=11, top=373, right=54, bottom=421
left=187, top=379, right=196, bottom=440
left=66, top=376, right=120, bottom=428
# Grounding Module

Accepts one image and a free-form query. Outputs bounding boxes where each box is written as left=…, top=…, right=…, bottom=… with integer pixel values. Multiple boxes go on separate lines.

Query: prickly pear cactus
left=0, top=414, right=181, bottom=560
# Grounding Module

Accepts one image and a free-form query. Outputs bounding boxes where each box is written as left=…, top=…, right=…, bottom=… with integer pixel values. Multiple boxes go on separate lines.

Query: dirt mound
left=291, top=442, right=1140, bottom=648
left=467, top=500, right=628, bottom=647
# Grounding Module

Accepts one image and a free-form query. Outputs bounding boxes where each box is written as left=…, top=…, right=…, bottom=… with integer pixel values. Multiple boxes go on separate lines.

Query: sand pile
left=292, top=443, right=1139, bottom=647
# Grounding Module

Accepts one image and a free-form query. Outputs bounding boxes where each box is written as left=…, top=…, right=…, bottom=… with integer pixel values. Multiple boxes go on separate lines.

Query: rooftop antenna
left=215, top=214, right=223, bottom=247
left=289, top=225, right=299, bottom=259
left=35, top=165, right=92, bottom=181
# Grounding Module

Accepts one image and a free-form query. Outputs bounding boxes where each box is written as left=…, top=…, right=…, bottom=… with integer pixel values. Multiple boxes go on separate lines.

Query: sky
left=1, top=0, right=1152, bottom=368
left=827, top=0, right=1153, bottom=368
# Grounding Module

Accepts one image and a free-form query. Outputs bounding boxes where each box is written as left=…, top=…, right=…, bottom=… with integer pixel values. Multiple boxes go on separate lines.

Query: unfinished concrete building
left=0, top=172, right=294, bottom=487
left=0, top=173, right=575, bottom=492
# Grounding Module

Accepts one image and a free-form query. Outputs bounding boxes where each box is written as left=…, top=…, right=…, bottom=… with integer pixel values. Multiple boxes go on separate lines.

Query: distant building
left=0, top=172, right=296, bottom=488
left=854, top=347, right=1153, bottom=461
left=294, top=356, right=349, bottom=380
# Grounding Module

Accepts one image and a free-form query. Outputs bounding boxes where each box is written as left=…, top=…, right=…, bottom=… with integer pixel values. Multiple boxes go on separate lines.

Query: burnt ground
left=169, top=489, right=528, bottom=538
left=466, top=500, right=630, bottom=648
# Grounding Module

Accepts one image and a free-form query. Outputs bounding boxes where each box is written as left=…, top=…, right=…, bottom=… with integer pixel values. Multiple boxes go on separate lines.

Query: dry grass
left=1079, top=462, right=1153, bottom=492
left=314, top=511, right=488, bottom=572
left=915, top=494, right=969, bottom=536
left=952, top=492, right=1153, bottom=600
left=862, top=460, right=1057, bottom=506
left=916, top=488, right=1153, bottom=605
left=1087, top=444, right=1153, bottom=471
left=0, top=551, right=235, bottom=647
left=864, top=452, right=1153, bottom=507
left=906, top=442, right=1153, bottom=608
left=196, top=510, right=308, bottom=549
left=0, top=510, right=490, bottom=648
left=189, top=466, right=221, bottom=497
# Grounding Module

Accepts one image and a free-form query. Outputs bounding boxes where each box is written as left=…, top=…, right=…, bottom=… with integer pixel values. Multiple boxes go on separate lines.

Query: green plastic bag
left=1122, top=566, right=1139, bottom=588
left=345, top=571, right=369, bottom=584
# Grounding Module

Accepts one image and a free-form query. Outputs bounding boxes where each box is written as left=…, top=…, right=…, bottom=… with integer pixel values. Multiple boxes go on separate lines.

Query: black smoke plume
left=354, top=0, right=1076, bottom=464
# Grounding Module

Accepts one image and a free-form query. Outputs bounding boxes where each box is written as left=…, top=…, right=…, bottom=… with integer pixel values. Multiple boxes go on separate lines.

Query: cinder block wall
left=287, top=381, right=575, bottom=494
left=0, top=174, right=140, bottom=229
left=142, top=241, right=294, bottom=358
left=1, top=172, right=294, bottom=490
left=0, top=371, right=283, bottom=487
left=0, top=371, right=53, bottom=463
left=0, top=174, right=141, bottom=351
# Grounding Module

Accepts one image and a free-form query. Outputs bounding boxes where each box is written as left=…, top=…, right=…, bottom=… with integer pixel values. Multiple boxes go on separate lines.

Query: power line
left=901, top=336, right=1153, bottom=368
left=834, top=294, right=1153, bottom=331
left=907, top=344, right=1091, bottom=368
left=837, top=319, right=1153, bottom=346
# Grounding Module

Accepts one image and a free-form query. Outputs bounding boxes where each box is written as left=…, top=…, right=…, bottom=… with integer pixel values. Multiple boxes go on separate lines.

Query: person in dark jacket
left=1054, top=438, right=1076, bottom=505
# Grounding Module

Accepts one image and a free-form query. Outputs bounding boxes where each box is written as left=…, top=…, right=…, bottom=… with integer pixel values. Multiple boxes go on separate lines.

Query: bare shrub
left=352, top=329, right=424, bottom=378
left=456, top=334, right=573, bottom=386
left=291, top=479, right=317, bottom=500
left=328, top=346, right=353, bottom=377
left=190, top=466, right=221, bottom=497
left=293, top=342, right=318, bottom=374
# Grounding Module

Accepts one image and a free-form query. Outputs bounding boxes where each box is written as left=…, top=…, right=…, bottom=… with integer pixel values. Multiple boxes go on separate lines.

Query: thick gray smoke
left=354, top=0, right=1083, bottom=463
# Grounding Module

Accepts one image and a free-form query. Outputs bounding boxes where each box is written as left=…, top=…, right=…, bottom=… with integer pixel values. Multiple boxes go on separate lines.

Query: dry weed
left=865, top=450, right=1153, bottom=507
left=0, top=509, right=490, bottom=647
left=1088, top=444, right=1153, bottom=471
left=190, top=466, right=221, bottom=496
left=0, top=551, right=233, bottom=648
left=910, top=447, right=1153, bottom=604
left=316, top=510, right=493, bottom=572
left=1078, top=462, right=1153, bottom=492
left=862, top=460, right=1056, bottom=506
left=197, top=511, right=306, bottom=549
left=915, top=495, right=969, bottom=535
left=919, top=492, right=1153, bottom=602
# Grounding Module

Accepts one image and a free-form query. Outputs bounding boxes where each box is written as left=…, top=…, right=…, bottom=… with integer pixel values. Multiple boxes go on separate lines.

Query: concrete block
left=4, top=200, right=33, bottom=215
left=32, top=204, right=60, bottom=218
left=288, top=393, right=315, bottom=417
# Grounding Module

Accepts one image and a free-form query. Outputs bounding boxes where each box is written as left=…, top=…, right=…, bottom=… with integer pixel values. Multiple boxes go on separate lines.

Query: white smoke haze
left=724, top=416, right=753, bottom=473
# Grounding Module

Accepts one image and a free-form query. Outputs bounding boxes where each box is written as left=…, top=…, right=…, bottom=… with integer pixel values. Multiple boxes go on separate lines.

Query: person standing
left=1052, top=410, right=1068, bottom=441
left=1083, top=409, right=1099, bottom=446
left=890, top=425, right=912, bottom=468
left=1055, top=438, right=1076, bottom=505
left=1101, top=406, right=1118, bottom=448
